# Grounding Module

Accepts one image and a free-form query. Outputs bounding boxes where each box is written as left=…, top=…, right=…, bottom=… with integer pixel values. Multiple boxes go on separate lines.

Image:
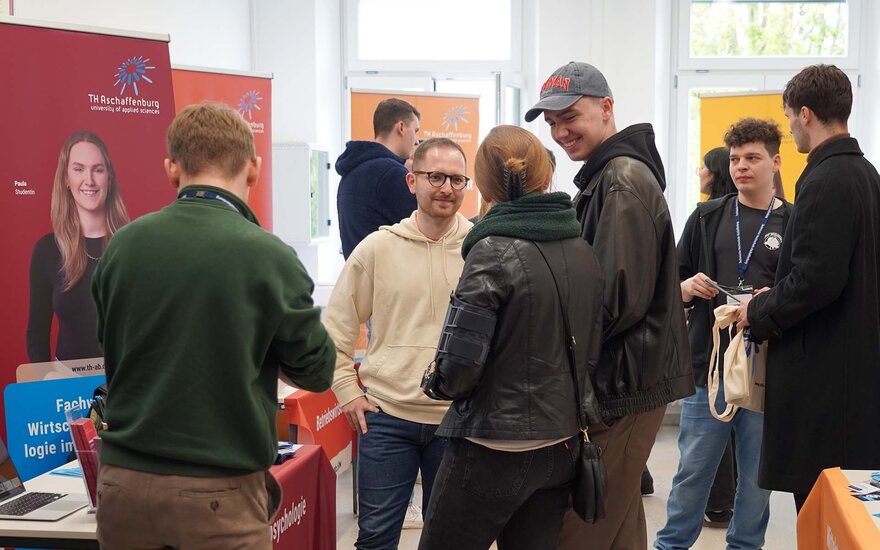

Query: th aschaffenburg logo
left=442, top=106, right=470, bottom=132
left=113, top=56, right=156, bottom=96
left=239, top=90, right=263, bottom=120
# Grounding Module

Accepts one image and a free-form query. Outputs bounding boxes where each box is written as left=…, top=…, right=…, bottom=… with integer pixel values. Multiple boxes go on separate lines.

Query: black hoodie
left=570, top=123, right=694, bottom=419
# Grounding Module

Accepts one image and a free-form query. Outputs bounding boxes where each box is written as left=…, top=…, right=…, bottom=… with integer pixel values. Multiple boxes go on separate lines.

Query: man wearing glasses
left=325, top=138, right=472, bottom=549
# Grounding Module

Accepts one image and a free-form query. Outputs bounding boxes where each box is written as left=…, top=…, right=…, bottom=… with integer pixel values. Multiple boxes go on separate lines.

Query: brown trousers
left=558, top=405, right=666, bottom=550
left=96, top=464, right=282, bottom=550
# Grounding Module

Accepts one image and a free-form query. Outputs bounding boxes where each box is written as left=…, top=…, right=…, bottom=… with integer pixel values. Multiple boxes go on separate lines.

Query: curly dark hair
left=782, top=64, right=852, bottom=125
left=723, top=118, right=782, bottom=156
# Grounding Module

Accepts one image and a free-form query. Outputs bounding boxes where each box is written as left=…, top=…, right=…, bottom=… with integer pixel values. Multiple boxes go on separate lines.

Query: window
left=357, top=0, right=510, bottom=61
left=666, top=0, right=863, bottom=237
left=678, top=0, right=859, bottom=69
left=345, top=0, right=521, bottom=72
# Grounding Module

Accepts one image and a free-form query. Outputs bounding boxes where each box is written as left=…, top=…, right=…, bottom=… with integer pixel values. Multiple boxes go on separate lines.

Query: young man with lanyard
left=92, top=103, right=336, bottom=549
left=655, top=118, right=792, bottom=550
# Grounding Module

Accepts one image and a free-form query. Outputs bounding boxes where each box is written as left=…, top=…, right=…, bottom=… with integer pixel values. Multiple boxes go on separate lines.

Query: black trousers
left=419, top=437, right=576, bottom=550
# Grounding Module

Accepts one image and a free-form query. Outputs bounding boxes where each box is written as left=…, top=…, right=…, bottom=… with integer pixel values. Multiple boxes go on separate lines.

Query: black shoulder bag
left=533, top=242, right=607, bottom=524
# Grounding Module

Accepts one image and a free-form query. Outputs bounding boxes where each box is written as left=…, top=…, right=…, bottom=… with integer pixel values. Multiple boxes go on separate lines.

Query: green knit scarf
left=461, top=192, right=581, bottom=259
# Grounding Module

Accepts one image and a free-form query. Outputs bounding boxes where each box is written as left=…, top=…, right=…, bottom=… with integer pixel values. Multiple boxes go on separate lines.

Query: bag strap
left=708, top=307, right=737, bottom=422
left=532, top=242, right=590, bottom=439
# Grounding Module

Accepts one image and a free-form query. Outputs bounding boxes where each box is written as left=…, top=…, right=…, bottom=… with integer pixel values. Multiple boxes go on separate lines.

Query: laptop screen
left=0, top=440, right=26, bottom=501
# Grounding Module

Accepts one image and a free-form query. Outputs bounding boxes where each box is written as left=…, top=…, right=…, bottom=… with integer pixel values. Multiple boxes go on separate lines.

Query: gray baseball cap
left=524, top=62, right=613, bottom=122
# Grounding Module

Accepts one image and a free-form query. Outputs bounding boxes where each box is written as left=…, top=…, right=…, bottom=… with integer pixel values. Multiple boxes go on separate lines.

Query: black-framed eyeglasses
left=412, top=171, right=470, bottom=190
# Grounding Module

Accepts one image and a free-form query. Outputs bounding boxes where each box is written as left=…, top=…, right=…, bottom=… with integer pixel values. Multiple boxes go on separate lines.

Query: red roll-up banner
left=171, top=67, right=273, bottom=230
left=0, top=19, right=176, bottom=441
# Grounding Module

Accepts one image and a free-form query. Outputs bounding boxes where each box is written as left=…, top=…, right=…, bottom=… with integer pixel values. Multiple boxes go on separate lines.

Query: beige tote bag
left=707, top=304, right=766, bottom=421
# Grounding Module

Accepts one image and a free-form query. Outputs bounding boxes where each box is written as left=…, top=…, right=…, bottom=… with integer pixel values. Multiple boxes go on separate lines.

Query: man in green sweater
left=91, top=103, right=336, bottom=549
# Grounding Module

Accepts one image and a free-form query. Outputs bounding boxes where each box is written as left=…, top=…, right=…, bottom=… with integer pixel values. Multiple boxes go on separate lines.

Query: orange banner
left=171, top=68, right=273, bottom=230
left=351, top=90, right=480, bottom=218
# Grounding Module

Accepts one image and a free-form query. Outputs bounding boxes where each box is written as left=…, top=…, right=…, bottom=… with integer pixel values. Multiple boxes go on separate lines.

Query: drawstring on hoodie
left=426, top=241, right=435, bottom=317
left=425, top=227, right=453, bottom=318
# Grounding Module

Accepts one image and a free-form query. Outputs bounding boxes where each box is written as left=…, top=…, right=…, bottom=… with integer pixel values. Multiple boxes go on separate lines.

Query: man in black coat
left=737, top=64, right=880, bottom=512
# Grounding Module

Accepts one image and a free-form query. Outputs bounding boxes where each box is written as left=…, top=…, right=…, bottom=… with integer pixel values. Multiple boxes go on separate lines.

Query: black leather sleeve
left=423, top=295, right=497, bottom=400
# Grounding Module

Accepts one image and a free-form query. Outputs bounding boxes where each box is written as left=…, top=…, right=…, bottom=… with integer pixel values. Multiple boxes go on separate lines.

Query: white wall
left=529, top=0, right=590, bottom=197
left=13, top=0, right=252, bottom=70
left=859, top=0, right=880, bottom=165
left=251, top=0, right=345, bottom=286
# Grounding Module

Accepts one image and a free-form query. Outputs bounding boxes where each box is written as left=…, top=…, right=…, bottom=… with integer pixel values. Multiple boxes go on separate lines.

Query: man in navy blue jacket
left=337, top=98, right=420, bottom=258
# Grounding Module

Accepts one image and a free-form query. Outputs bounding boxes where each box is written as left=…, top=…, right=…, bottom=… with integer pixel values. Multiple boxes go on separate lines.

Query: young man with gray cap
left=526, top=62, right=693, bottom=549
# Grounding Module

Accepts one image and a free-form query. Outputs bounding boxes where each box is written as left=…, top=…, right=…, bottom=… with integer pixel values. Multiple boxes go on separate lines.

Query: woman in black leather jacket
left=418, top=126, right=604, bottom=550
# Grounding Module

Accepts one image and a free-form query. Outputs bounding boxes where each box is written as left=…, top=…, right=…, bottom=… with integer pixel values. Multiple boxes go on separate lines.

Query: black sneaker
left=640, top=468, right=654, bottom=496
left=703, top=509, right=733, bottom=528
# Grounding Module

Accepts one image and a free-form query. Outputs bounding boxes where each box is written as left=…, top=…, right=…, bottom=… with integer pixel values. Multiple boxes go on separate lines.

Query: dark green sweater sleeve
left=272, top=257, right=336, bottom=392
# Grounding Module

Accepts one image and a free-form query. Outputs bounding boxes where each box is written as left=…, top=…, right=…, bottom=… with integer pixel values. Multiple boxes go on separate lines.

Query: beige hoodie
left=325, top=212, right=473, bottom=425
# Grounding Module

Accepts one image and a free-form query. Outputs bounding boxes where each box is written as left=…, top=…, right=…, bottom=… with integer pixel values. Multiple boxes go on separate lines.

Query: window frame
left=676, top=0, right=861, bottom=71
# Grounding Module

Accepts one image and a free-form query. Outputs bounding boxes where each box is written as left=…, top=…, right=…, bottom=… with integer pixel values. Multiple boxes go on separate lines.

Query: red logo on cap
left=540, top=76, right=571, bottom=94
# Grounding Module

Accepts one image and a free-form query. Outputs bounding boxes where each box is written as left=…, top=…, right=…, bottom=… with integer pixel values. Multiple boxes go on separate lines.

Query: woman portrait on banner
left=418, top=125, right=604, bottom=549
left=27, top=131, right=130, bottom=362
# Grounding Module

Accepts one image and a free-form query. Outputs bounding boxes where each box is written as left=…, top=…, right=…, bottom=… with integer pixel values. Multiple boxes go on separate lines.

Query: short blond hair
left=166, top=103, right=255, bottom=179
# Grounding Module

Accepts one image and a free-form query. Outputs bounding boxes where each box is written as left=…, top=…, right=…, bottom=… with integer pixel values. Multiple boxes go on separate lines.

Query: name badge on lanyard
left=728, top=285, right=754, bottom=306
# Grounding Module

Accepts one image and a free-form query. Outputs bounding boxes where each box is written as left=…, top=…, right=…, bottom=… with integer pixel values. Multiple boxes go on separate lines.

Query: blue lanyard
left=735, top=198, right=774, bottom=286
left=178, top=189, right=239, bottom=214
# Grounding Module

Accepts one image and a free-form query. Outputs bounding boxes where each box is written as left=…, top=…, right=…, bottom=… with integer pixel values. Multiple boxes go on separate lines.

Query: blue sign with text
left=4, top=375, right=105, bottom=481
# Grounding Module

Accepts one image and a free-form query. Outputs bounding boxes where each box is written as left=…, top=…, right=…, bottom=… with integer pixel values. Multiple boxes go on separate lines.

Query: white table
left=0, top=462, right=97, bottom=549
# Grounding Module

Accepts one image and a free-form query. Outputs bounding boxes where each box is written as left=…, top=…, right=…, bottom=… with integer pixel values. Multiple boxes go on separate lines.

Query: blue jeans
left=356, top=411, right=446, bottom=550
left=654, top=385, right=770, bottom=550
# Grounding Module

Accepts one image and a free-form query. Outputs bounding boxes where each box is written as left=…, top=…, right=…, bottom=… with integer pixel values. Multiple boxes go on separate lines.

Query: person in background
left=701, top=146, right=738, bottom=199
left=699, top=144, right=739, bottom=527
left=325, top=138, right=472, bottom=549
left=92, top=103, right=336, bottom=549
left=771, top=171, right=785, bottom=200
left=336, top=98, right=420, bottom=259
left=27, top=131, right=130, bottom=363
left=419, top=125, right=604, bottom=550
left=738, top=63, right=880, bottom=513
left=642, top=146, right=739, bottom=504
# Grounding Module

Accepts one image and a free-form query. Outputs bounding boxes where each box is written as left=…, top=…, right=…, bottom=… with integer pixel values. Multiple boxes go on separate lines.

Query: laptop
left=0, top=440, right=88, bottom=521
